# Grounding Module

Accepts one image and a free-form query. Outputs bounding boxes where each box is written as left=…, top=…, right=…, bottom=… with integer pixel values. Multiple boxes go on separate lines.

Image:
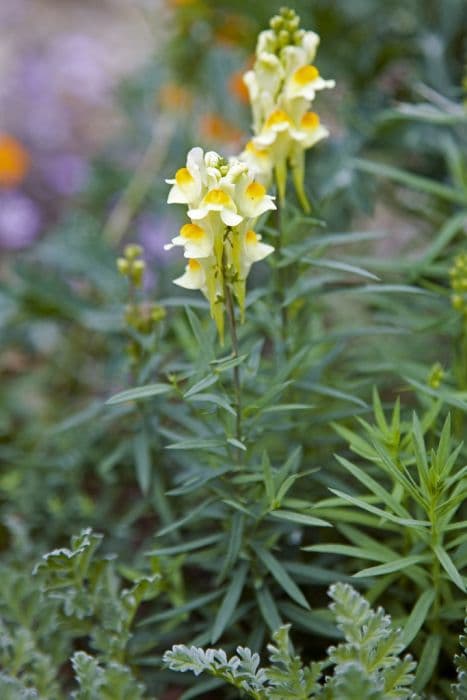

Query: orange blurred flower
left=0, top=134, right=30, bottom=188
left=228, top=70, right=250, bottom=104
left=199, top=113, right=244, bottom=146
left=215, top=14, right=251, bottom=46
left=158, top=83, right=193, bottom=111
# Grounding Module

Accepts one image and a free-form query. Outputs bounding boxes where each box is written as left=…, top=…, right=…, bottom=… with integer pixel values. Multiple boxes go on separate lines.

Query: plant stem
left=275, top=190, right=289, bottom=351
left=224, top=281, right=242, bottom=444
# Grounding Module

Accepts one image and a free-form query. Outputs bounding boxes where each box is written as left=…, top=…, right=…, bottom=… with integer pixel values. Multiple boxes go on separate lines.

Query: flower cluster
left=166, top=147, right=276, bottom=338
left=240, top=7, right=334, bottom=210
left=450, top=252, right=467, bottom=322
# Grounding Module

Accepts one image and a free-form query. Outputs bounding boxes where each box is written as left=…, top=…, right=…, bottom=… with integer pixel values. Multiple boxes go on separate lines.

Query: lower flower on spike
left=173, top=258, right=206, bottom=290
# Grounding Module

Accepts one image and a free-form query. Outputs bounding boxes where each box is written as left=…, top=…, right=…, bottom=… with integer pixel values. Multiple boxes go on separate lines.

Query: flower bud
left=117, top=258, right=130, bottom=275
left=124, top=243, right=143, bottom=260
left=131, top=259, right=146, bottom=287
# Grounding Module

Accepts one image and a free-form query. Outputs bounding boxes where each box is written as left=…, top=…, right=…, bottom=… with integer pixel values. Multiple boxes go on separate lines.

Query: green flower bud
left=427, top=362, right=444, bottom=389
left=151, top=305, right=167, bottom=322
left=117, top=258, right=130, bottom=276
left=124, top=244, right=143, bottom=260
left=131, top=259, right=145, bottom=287
left=270, top=16, right=283, bottom=32
left=278, top=29, right=291, bottom=47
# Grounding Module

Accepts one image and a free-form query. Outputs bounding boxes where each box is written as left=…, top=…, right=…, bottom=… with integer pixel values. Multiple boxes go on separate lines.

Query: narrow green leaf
left=227, top=437, right=247, bottom=451
left=304, top=257, right=380, bottom=280
left=262, top=403, right=314, bottom=413
left=414, top=211, right=467, bottom=270
left=166, top=438, right=225, bottom=452
left=345, top=284, right=434, bottom=296
left=305, top=543, right=392, bottom=562
left=334, top=456, right=416, bottom=520
left=147, top=533, right=222, bottom=556
left=354, top=554, right=429, bottom=578
left=156, top=499, right=212, bottom=537
left=433, top=544, right=466, bottom=591
left=414, top=633, right=442, bottom=692
left=404, top=377, right=467, bottom=411
left=210, top=354, right=248, bottom=371
left=139, top=590, right=223, bottom=626
left=329, top=488, right=430, bottom=528
left=280, top=602, right=338, bottom=638
left=219, top=512, right=244, bottom=581
left=187, top=392, right=235, bottom=415
left=106, top=383, right=171, bottom=405
left=256, top=585, right=283, bottom=632
left=185, top=306, right=214, bottom=359
left=180, top=678, right=224, bottom=700
left=354, top=158, right=467, bottom=205
left=401, top=589, right=435, bottom=649
left=184, top=374, right=218, bottom=398
left=254, top=544, right=310, bottom=609
left=133, top=432, right=151, bottom=495
left=262, top=452, right=275, bottom=505
left=303, top=382, right=367, bottom=408
left=211, top=562, right=248, bottom=643
left=270, top=510, right=331, bottom=527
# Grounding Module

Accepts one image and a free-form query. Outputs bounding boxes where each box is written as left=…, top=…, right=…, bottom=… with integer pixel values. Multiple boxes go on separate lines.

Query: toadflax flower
left=166, top=147, right=275, bottom=339
left=239, top=7, right=335, bottom=211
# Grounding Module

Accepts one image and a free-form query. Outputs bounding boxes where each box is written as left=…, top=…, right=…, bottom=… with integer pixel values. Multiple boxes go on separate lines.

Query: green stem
left=275, top=187, right=289, bottom=350
left=430, top=506, right=441, bottom=634
left=224, top=281, right=242, bottom=444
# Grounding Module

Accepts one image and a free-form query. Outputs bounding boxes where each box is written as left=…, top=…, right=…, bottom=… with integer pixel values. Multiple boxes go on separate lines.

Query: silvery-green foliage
left=0, top=531, right=158, bottom=699
left=70, top=651, right=147, bottom=700
left=164, top=583, right=418, bottom=698
left=453, top=617, right=467, bottom=699
left=324, top=583, right=417, bottom=698
left=0, top=623, right=58, bottom=699
left=33, top=528, right=160, bottom=662
left=0, top=673, right=41, bottom=700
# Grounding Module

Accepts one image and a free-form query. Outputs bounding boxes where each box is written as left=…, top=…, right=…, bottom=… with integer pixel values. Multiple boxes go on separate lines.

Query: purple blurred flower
left=41, top=153, right=89, bottom=196
left=0, top=0, right=27, bottom=28
left=49, top=34, right=113, bottom=104
left=137, top=214, right=177, bottom=263
left=0, top=191, right=42, bottom=250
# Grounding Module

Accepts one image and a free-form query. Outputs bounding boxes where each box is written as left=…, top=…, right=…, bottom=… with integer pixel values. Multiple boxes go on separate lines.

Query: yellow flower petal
left=204, top=189, right=232, bottom=206
left=175, top=167, right=194, bottom=186
left=180, top=223, right=205, bottom=240
left=300, top=112, right=320, bottom=130
left=245, top=182, right=266, bottom=200
left=293, top=65, right=320, bottom=85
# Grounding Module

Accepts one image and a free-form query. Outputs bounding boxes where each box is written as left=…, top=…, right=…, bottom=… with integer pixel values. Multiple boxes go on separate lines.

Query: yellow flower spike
left=167, top=147, right=275, bottom=340
left=240, top=9, right=334, bottom=210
